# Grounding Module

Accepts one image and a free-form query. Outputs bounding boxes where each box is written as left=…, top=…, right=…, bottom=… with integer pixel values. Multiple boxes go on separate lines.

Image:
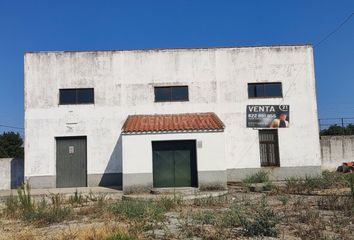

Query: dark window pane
left=60, top=89, right=76, bottom=104
left=255, top=85, right=264, bottom=97
left=264, top=83, right=282, bottom=97
left=77, top=89, right=94, bottom=104
left=171, top=86, right=188, bottom=101
left=155, top=87, right=171, bottom=102
left=248, top=84, right=256, bottom=98
left=248, top=82, right=282, bottom=98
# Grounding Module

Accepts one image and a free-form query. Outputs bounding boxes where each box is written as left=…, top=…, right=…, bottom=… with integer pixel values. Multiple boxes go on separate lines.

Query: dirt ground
left=1, top=184, right=354, bottom=240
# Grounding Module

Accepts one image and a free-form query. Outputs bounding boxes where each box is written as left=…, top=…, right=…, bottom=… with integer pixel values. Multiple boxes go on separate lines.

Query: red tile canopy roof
left=122, top=112, right=224, bottom=133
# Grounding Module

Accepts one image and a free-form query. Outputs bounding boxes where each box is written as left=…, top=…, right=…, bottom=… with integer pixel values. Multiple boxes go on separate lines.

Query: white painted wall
left=122, top=132, right=225, bottom=175
left=24, top=45, right=321, bottom=183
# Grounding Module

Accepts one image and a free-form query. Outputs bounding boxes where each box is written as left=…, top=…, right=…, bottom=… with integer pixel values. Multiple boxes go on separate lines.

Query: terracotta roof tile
left=122, top=112, right=224, bottom=133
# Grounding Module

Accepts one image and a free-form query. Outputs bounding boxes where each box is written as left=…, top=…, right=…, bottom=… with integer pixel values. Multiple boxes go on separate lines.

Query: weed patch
left=240, top=199, right=278, bottom=237
left=193, top=194, right=230, bottom=207
left=4, top=194, right=19, bottom=217
left=23, top=194, right=72, bottom=225
left=192, top=209, right=216, bottom=225
left=68, top=189, right=87, bottom=206
left=242, top=171, right=276, bottom=192
left=318, top=195, right=354, bottom=213
left=3, top=183, right=73, bottom=226
left=158, top=195, right=182, bottom=211
left=106, top=233, right=136, bottom=240
left=17, top=182, right=34, bottom=212
left=243, top=171, right=270, bottom=184
left=285, top=171, right=348, bottom=194
left=221, top=202, right=243, bottom=228
left=109, top=200, right=166, bottom=222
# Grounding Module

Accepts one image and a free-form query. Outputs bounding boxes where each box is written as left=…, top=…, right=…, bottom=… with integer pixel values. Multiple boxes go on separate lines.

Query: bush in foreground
left=4, top=182, right=72, bottom=225
left=243, top=171, right=270, bottom=184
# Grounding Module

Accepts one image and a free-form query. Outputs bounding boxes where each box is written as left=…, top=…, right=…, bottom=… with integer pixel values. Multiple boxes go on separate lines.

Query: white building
left=24, top=45, right=321, bottom=192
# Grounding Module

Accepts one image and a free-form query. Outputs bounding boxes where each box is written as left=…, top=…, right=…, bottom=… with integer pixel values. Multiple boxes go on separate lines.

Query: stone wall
left=321, top=135, right=354, bottom=170
left=0, top=158, right=24, bottom=190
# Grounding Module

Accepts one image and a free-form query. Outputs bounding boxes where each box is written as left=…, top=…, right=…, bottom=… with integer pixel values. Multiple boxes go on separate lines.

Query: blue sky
left=0, top=0, right=353, bottom=134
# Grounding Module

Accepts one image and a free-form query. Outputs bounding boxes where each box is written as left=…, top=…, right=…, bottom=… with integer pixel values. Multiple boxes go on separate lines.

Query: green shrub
left=322, top=170, right=346, bottom=188
left=17, top=182, right=33, bottom=212
left=263, top=181, right=274, bottom=191
left=3, top=183, right=72, bottom=225
left=23, top=204, right=71, bottom=225
left=285, top=171, right=348, bottom=194
left=96, top=194, right=107, bottom=209
left=193, top=194, right=230, bottom=207
left=69, top=189, right=86, bottom=206
left=110, top=200, right=165, bottom=221
left=4, top=194, right=19, bottom=216
left=285, top=176, right=301, bottom=193
left=241, top=211, right=277, bottom=237
left=285, top=175, right=321, bottom=194
left=110, top=200, right=146, bottom=219
left=23, top=195, right=72, bottom=225
left=240, top=199, right=278, bottom=237
left=105, top=232, right=136, bottom=240
left=222, top=197, right=278, bottom=237
left=303, top=175, right=323, bottom=191
left=192, top=210, right=216, bottom=225
left=344, top=173, right=354, bottom=199
left=317, top=195, right=354, bottom=213
left=277, top=195, right=289, bottom=206
left=158, top=195, right=182, bottom=211
left=243, top=171, right=270, bottom=184
left=221, top=201, right=244, bottom=227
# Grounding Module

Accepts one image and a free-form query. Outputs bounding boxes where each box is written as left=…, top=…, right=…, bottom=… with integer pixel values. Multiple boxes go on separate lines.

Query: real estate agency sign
left=246, top=105, right=290, bottom=128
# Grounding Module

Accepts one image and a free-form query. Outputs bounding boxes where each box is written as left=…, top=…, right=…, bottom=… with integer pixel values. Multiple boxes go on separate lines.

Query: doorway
left=56, top=136, right=87, bottom=188
left=152, top=140, right=198, bottom=188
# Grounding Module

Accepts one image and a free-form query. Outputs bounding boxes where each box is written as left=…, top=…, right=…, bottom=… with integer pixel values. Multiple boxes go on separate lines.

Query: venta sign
left=246, top=105, right=290, bottom=128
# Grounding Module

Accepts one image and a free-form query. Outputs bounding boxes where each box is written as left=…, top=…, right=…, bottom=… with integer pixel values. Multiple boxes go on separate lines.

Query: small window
left=59, top=89, right=76, bottom=105
left=248, top=82, right=282, bottom=98
left=154, top=86, right=189, bottom=102
left=59, top=88, right=94, bottom=105
left=77, top=89, right=94, bottom=104
left=259, top=130, right=280, bottom=167
left=154, top=87, right=171, bottom=102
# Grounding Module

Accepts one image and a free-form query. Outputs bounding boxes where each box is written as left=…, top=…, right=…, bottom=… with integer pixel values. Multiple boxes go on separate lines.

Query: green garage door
left=56, top=137, right=87, bottom=188
left=152, top=140, right=197, bottom=188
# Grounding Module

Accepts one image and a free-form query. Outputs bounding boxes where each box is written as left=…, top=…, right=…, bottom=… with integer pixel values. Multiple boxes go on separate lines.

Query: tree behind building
left=0, top=131, right=24, bottom=158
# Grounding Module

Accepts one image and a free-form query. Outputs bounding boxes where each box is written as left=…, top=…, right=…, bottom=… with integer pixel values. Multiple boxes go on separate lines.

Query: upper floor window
left=248, top=82, right=282, bottom=98
left=154, top=86, right=189, bottom=102
left=59, top=88, right=94, bottom=105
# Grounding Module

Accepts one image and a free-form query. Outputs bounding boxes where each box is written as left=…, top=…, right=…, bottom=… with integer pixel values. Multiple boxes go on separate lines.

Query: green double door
left=56, top=137, right=87, bottom=188
left=152, top=140, right=198, bottom=188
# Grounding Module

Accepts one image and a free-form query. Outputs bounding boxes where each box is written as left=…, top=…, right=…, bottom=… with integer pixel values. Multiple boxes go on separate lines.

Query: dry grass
left=1, top=172, right=354, bottom=239
left=55, top=223, right=135, bottom=240
left=1, top=222, right=136, bottom=240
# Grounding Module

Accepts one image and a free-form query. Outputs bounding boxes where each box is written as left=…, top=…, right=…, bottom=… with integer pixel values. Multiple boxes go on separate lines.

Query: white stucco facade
left=24, top=45, right=321, bottom=190
left=122, top=131, right=226, bottom=191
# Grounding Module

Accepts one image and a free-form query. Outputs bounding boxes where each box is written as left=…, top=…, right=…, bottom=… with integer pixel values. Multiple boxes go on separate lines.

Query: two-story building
left=24, top=45, right=321, bottom=193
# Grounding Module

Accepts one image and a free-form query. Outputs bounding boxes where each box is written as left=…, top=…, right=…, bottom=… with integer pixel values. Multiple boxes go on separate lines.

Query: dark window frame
left=259, top=129, right=280, bottom=167
left=59, top=88, right=95, bottom=105
left=248, top=82, right=283, bottom=98
left=154, top=86, right=189, bottom=102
